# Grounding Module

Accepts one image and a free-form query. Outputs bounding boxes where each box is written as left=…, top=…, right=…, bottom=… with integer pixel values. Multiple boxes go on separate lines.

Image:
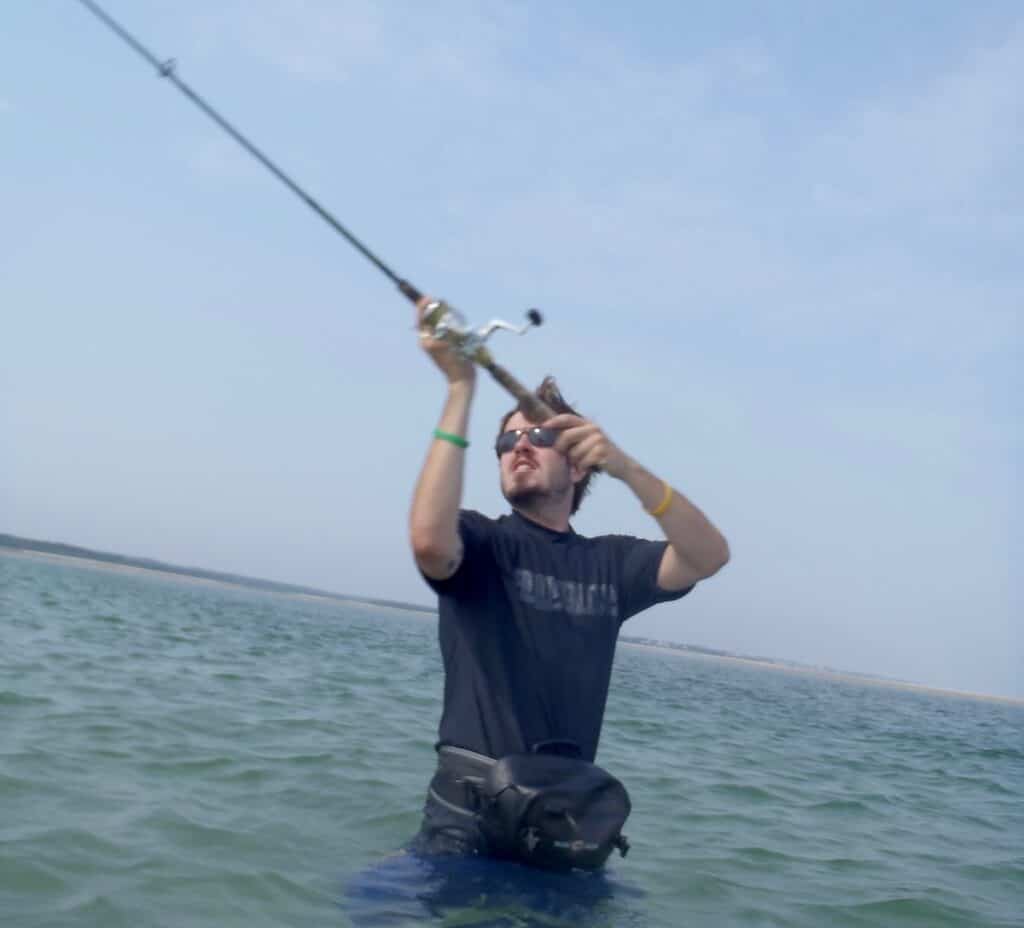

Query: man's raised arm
left=409, top=298, right=477, bottom=580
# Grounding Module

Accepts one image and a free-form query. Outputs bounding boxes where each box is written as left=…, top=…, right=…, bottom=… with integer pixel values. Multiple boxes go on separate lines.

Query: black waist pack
left=475, top=747, right=631, bottom=872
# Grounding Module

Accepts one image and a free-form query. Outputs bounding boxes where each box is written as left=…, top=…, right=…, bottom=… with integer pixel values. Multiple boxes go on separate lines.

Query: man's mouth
left=513, top=458, right=536, bottom=472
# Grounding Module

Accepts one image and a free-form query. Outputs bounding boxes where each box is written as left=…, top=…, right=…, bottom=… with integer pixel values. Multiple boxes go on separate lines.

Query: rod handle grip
left=476, top=353, right=555, bottom=423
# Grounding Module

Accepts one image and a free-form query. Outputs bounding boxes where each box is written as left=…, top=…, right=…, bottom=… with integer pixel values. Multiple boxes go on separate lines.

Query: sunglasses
left=495, top=427, right=560, bottom=457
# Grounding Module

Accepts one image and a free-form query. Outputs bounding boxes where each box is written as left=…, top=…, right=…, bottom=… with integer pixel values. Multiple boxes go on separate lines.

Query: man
left=408, top=297, right=730, bottom=858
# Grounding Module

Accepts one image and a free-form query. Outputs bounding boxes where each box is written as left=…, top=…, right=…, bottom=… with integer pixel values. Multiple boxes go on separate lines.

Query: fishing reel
left=420, top=300, right=554, bottom=421
left=423, top=301, right=543, bottom=360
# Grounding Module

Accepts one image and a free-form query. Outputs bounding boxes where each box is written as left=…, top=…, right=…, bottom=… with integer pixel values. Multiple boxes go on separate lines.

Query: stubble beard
left=502, top=465, right=573, bottom=513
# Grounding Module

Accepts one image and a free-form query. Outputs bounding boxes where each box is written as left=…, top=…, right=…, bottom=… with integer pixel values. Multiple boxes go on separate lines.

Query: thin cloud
left=192, top=0, right=521, bottom=87
left=807, top=23, right=1024, bottom=214
left=185, top=135, right=267, bottom=185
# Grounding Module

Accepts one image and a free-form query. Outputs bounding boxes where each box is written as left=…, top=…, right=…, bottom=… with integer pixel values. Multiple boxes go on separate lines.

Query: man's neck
left=511, top=503, right=571, bottom=534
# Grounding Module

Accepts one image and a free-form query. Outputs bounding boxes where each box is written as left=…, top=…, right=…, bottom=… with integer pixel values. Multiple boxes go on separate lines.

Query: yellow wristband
left=647, top=481, right=673, bottom=517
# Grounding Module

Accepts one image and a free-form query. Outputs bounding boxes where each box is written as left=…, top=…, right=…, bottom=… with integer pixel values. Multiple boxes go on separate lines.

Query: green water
left=2, top=551, right=1022, bottom=927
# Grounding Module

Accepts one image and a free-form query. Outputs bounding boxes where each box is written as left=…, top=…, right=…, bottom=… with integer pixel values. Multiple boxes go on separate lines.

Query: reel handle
left=421, top=299, right=554, bottom=422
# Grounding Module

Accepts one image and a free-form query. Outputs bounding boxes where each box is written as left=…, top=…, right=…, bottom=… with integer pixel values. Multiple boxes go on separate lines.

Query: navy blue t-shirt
left=423, top=509, right=692, bottom=762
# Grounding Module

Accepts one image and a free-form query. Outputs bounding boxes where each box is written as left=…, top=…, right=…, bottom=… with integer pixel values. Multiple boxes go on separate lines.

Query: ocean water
left=1, top=551, right=1022, bottom=928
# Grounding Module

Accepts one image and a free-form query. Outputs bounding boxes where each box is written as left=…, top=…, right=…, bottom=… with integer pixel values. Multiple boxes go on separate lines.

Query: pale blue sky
left=3, top=2, right=1020, bottom=698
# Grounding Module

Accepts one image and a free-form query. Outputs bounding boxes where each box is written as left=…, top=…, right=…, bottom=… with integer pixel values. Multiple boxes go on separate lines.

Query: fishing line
left=73, top=0, right=552, bottom=420
left=74, top=0, right=422, bottom=303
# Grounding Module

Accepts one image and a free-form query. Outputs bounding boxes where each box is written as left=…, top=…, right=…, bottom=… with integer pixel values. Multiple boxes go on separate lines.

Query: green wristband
left=433, top=428, right=469, bottom=449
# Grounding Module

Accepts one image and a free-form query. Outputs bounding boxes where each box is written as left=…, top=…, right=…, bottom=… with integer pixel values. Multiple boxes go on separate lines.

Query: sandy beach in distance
left=6, top=547, right=1020, bottom=707
left=620, top=641, right=1024, bottom=707
left=4, top=547, right=269, bottom=594
left=1, top=547, right=410, bottom=614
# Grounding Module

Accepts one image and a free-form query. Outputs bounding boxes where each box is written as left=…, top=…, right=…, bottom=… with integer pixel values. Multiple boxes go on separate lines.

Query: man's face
left=497, top=411, right=581, bottom=511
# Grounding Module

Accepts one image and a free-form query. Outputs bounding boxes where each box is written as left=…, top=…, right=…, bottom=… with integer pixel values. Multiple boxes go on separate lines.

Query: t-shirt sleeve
left=419, top=509, right=495, bottom=597
left=616, top=536, right=694, bottom=622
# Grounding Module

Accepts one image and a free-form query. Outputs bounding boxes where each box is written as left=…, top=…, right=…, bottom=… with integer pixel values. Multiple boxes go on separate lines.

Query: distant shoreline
left=0, top=538, right=433, bottom=616
left=4, top=538, right=1021, bottom=707
left=619, top=641, right=1024, bottom=707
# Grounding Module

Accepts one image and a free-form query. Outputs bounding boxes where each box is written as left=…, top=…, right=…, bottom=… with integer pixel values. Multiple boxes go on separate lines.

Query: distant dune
left=0, top=533, right=434, bottom=616
left=5, top=533, right=1020, bottom=706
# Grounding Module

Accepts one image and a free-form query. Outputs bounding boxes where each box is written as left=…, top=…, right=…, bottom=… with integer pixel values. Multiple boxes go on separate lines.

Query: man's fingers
left=415, top=295, right=435, bottom=329
left=568, top=432, right=606, bottom=469
left=554, top=424, right=595, bottom=455
left=543, top=413, right=585, bottom=431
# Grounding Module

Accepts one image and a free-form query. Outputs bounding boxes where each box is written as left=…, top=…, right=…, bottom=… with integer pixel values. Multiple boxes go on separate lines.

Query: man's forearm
left=621, top=457, right=730, bottom=583
left=409, top=381, right=475, bottom=574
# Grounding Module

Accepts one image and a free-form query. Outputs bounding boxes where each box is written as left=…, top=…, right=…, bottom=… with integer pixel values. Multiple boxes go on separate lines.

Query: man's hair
left=498, top=376, right=595, bottom=515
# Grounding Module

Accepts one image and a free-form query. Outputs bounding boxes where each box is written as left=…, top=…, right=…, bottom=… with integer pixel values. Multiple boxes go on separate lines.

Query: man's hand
left=416, top=296, right=476, bottom=386
left=546, top=413, right=630, bottom=479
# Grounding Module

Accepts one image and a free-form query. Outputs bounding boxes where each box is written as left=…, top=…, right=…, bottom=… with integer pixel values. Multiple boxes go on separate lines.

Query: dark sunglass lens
left=529, top=428, right=557, bottom=448
left=496, top=427, right=559, bottom=455
left=495, top=431, right=517, bottom=455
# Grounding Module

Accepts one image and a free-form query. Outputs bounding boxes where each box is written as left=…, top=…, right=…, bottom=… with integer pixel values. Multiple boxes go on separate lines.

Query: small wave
left=818, top=856, right=882, bottom=874
left=0, top=853, right=68, bottom=895
left=278, top=751, right=337, bottom=766
left=734, top=845, right=806, bottom=866
left=940, top=773, right=1022, bottom=798
left=707, top=783, right=782, bottom=803
left=93, top=612, right=125, bottom=625
left=140, top=755, right=236, bottom=775
left=972, top=746, right=1024, bottom=763
left=0, top=771, right=37, bottom=798
left=49, top=892, right=129, bottom=925
left=144, top=811, right=245, bottom=849
left=13, top=826, right=125, bottom=859
left=957, top=860, right=1024, bottom=883
left=0, top=690, right=53, bottom=707
left=819, top=895, right=977, bottom=926
left=350, top=810, right=416, bottom=832
left=218, top=767, right=270, bottom=785
left=807, top=798, right=872, bottom=814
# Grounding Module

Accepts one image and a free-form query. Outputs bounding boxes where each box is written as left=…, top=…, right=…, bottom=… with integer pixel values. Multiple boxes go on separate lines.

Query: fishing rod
left=74, top=0, right=554, bottom=421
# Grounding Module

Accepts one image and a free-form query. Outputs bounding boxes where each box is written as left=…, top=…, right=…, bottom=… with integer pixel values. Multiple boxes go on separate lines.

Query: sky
left=2, top=1, right=1020, bottom=698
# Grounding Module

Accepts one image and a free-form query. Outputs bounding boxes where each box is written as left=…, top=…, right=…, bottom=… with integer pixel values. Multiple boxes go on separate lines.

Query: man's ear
left=569, top=460, right=589, bottom=484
